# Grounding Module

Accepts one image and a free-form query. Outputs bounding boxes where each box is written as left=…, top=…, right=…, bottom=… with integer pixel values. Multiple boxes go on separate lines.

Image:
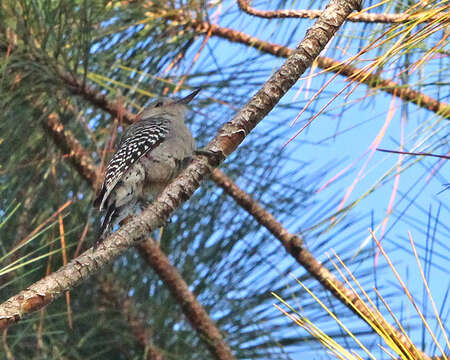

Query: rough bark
left=0, top=0, right=361, bottom=332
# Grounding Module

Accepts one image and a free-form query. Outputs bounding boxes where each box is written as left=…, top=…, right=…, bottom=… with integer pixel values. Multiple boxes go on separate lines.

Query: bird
left=93, top=89, right=200, bottom=244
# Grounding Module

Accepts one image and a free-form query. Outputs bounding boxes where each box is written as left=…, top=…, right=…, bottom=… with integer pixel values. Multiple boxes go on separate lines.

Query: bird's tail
left=96, top=204, right=117, bottom=247
left=93, top=185, right=106, bottom=210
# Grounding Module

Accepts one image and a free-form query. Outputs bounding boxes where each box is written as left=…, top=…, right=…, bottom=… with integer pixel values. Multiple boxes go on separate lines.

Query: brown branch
left=60, top=17, right=449, bottom=119
left=237, top=0, right=447, bottom=23
left=60, top=31, right=449, bottom=120
left=210, top=169, right=427, bottom=360
left=42, top=113, right=99, bottom=187
left=137, top=239, right=234, bottom=360
left=0, top=0, right=360, bottom=334
left=184, top=19, right=449, bottom=118
left=59, top=73, right=140, bottom=123
left=99, top=278, right=165, bottom=360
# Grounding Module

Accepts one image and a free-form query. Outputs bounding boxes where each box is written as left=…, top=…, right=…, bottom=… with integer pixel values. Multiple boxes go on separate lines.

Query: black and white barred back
left=94, top=117, right=170, bottom=212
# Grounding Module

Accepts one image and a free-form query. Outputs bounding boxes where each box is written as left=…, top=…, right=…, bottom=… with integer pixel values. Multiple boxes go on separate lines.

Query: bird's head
left=140, top=89, right=201, bottom=119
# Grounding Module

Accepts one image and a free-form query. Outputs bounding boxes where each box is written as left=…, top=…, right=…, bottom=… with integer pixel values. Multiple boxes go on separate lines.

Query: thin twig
left=236, top=0, right=447, bottom=23
left=377, top=148, right=450, bottom=159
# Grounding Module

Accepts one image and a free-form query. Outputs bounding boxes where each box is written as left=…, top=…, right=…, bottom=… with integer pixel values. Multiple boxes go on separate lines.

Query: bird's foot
left=194, top=147, right=224, bottom=166
left=194, top=148, right=216, bottom=157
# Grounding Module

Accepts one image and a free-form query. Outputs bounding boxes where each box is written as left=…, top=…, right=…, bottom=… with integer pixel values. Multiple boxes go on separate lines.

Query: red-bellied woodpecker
left=93, top=89, right=200, bottom=243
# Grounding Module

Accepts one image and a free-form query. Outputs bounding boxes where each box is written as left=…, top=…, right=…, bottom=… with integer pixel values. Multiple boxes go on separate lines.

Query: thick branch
left=0, top=0, right=360, bottom=333
left=99, top=278, right=166, bottom=360
left=237, top=0, right=446, bottom=23
left=137, top=239, right=234, bottom=360
left=210, top=169, right=426, bottom=359
left=185, top=19, right=449, bottom=118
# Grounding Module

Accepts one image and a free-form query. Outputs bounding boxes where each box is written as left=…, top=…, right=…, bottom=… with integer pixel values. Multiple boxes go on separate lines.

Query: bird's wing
left=94, top=118, right=169, bottom=211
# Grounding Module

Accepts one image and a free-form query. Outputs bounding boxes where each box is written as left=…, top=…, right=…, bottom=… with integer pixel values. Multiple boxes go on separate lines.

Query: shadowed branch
left=99, top=278, right=166, bottom=360
left=0, top=0, right=360, bottom=338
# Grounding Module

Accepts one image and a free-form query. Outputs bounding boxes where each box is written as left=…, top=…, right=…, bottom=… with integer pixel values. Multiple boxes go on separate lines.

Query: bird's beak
left=177, top=88, right=201, bottom=104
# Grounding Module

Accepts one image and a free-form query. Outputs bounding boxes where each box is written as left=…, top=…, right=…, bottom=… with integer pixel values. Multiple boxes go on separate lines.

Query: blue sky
left=171, top=1, right=450, bottom=356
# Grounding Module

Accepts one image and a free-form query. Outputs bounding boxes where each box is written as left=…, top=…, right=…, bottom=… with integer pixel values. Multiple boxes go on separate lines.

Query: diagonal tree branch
left=58, top=16, right=449, bottom=119
left=136, top=238, right=234, bottom=360
left=99, top=278, right=166, bottom=360
left=237, top=0, right=447, bottom=23
left=210, top=169, right=426, bottom=359
left=0, top=0, right=361, bottom=334
left=60, top=74, right=140, bottom=123
left=42, top=113, right=99, bottom=187
left=183, top=18, right=449, bottom=118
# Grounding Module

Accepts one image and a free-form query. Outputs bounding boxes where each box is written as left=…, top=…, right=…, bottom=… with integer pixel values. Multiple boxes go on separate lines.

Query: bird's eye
left=154, top=101, right=163, bottom=108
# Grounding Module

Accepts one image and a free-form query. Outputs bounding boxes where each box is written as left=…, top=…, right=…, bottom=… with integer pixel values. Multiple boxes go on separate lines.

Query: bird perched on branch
left=94, top=89, right=200, bottom=244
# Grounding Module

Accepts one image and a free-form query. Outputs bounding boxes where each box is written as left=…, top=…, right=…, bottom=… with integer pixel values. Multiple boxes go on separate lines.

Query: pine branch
left=9, top=5, right=435, bottom=356
left=0, top=0, right=360, bottom=336
left=210, top=169, right=429, bottom=360
left=137, top=239, right=234, bottom=360
left=60, top=73, right=140, bottom=123
left=48, top=19, right=440, bottom=360
left=42, top=112, right=99, bottom=187
left=183, top=19, right=449, bottom=118
left=237, top=0, right=447, bottom=23
left=99, top=278, right=166, bottom=360
left=58, top=15, right=449, bottom=119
